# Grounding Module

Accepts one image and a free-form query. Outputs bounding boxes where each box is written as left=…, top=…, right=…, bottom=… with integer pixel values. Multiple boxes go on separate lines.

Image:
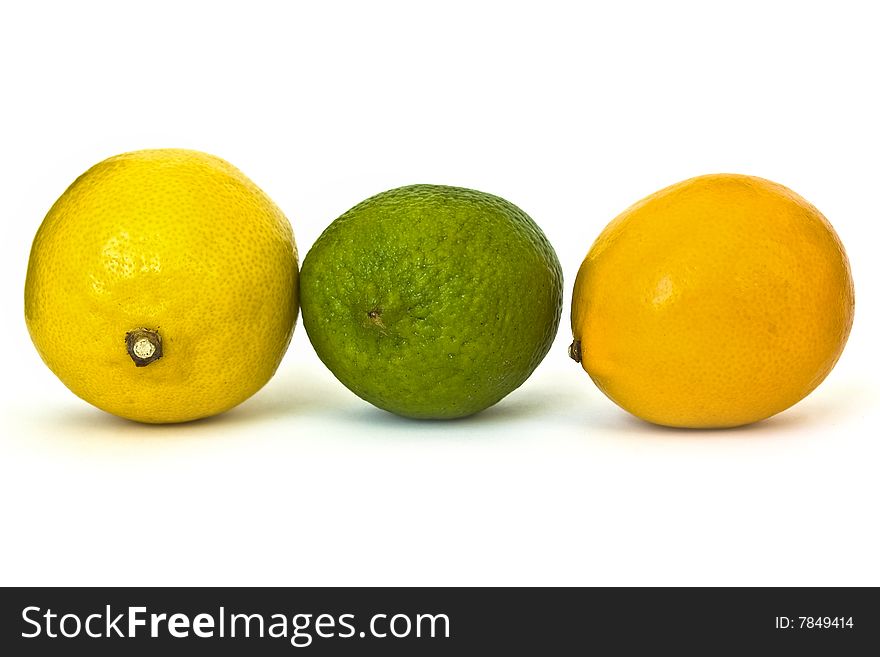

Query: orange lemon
left=570, top=174, right=854, bottom=428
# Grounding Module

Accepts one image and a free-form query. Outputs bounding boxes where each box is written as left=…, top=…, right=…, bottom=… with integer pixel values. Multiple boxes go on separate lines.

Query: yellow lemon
left=24, top=149, right=298, bottom=423
left=570, top=174, right=854, bottom=428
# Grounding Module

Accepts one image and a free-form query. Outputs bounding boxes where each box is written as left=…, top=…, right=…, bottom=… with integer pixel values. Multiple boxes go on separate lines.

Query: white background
left=1, top=1, right=878, bottom=586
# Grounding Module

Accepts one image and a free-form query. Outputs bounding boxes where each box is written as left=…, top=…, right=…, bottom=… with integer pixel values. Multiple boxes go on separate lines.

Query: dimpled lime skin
left=300, top=184, right=563, bottom=419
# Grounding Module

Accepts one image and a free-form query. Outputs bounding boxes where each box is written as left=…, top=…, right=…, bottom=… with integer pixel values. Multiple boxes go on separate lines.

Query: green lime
left=300, top=184, right=562, bottom=419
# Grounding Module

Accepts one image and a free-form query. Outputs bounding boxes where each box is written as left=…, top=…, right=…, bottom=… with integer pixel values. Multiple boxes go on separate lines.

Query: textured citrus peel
left=125, top=328, right=163, bottom=367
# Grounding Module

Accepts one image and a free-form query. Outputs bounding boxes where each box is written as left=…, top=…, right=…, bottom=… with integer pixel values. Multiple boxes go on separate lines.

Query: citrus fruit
left=24, top=149, right=298, bottom=423
left=300, top=184, right=563, bottom=419
left=570, top=174, right=854, bottom=429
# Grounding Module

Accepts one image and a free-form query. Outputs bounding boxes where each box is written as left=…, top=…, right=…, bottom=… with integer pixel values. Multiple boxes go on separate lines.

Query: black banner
left=1, top=587, right=876, bottom=654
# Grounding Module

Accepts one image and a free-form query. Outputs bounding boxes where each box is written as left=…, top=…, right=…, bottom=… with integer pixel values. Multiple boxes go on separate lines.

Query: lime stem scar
left=568, top=340, right=582, bottom=363
left=367, top=308, right=386, bottom=329
left=126, top=328, right=163, bottom=367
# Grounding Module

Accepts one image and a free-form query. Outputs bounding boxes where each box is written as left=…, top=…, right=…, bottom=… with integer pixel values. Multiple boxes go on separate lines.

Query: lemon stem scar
left=125, top=328, right=163, bottom=367
left=568, top=340, right=582, bottom=363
